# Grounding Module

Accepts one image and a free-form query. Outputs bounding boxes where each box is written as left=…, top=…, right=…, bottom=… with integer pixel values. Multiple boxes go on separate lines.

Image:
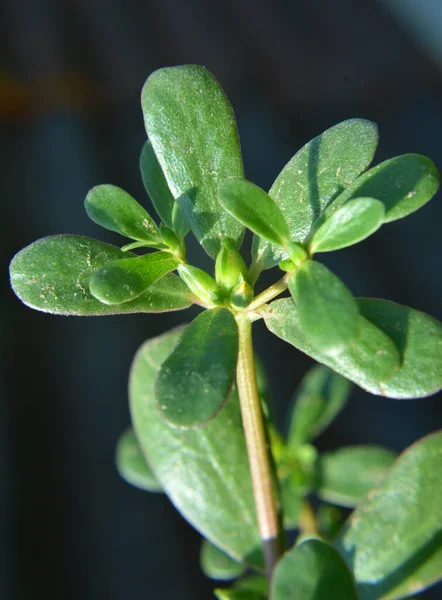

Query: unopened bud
left=178, top=265, right=220, bottom=307
left=230, top=280, right=254, bottom=310
left=215, top=238, right=248, bottom=291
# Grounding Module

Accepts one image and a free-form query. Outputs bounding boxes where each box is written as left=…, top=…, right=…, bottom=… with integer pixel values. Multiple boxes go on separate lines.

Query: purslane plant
left=9, top=65, right=442, bottom=599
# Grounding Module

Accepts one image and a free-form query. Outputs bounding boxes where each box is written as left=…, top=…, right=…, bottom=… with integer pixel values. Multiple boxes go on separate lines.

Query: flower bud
left=215, top=238, right=248, bottom=291
left=230, top=280, right=254, bottom=310
left=178, top=265, right=220, bottom=307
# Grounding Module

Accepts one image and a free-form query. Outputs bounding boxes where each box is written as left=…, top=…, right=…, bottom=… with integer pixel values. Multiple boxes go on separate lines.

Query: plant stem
left=235, top=315, right=282, bottom=580
left=246, top=274, right=289, bottom=313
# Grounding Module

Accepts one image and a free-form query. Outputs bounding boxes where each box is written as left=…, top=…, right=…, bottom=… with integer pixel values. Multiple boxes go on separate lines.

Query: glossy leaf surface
left=309, top=197, right=385, bottom=253
left=130, top=327, right=260, bottom=560
left=253, top=119, right=379, bottom=269
left=84, top=184, right=161, bottom=243
left=288, top=261, right=358, bottom=356
left=155, top=308, right=238, bottom=428
left=9, top=235, right=194, bottom=315
left=328, top=154, right=439, bottom=222
left=200, top=539, right=245, bottom=580
left=336, top=431, right=442, bottom=599
left=177, top=264, right=219, bottom=307
left=139, top=140, right=189, bottom=237
left=218, top=179, right=291, bottom=247
left=316, top=446, right=396, bottom=507
left=115, top=428, right=162, bottom=492
left=89, top=252, right=179, bottom=304
left=271, top=539, right=358, bottom=600
left=288, top=364, right=351, bottom=447
left=142, top=65, right=244, bottom=258
left=263, top=297, right=442, bottom=398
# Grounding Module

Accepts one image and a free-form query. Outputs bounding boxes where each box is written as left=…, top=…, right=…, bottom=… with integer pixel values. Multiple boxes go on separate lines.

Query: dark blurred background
left=2, top=0, right=442, bottom=598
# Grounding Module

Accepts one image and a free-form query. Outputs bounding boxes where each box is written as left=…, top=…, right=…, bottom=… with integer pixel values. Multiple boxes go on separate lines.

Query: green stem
left=246, top=274, right=289, bottom=313
left=235, top=315, right=282, bottom=580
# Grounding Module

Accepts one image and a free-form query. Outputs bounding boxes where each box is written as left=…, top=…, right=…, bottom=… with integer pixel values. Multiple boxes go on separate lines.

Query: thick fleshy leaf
left=271, top=539, right=358, bottom=600
left=129, top=326, right=260, bottom=561
left=315, top=446, right=396, bottom=508
left=178, top=264, right=219, bottom=307
left=218, top=179, right=291, bottom=247
left=200, top=539, right=245, bottom=580
left=288, top=261, right=358, bottom=356
left=288, top=364, right=351, bottom=447
left=263, top=297, right=437, bottom=397
left=309, top=197, right=385, bottom=254
left=336, top=431, right=442, bottom=600
left=327, top=154, right=440, bottom=223
left=156, top=308, right=238, bottom=428
left=84, top=184, right=161, bottom=243
left=9, top=235, right=194, bottom=315
left=139, top=140, right=189, bottom=238
left=89, top=252, right=179, bottom=305
left=252, top=119, right=379, bottom=270
left=142, top=65, right=244, bottom=258
left=115, top=428, right=162, bottom=492
left=215, top=576, right=268, bottom=600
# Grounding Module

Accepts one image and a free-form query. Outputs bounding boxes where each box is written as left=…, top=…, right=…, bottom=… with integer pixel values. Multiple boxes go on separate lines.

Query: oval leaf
left=309, top=197, right=385, bottom=253
left=336, top=431, right=442, bottom=600
left=155, top=308, right=238, bottom=428
left=129, top=327, right=260, bottom=561
left=84, top=184, right=161, bottom=243
left=315, top=446, right=396, bottom=508
left=142, top=65, right=244, bottom=258
left=115, top=428, right=162, bottom=492
left=218, top=179, right=291, bottom=247
left=253, top=119, right=379, bottom=270
left=201, top=539, right=245, bottom=581
left=263, top=297, right=438, bottom=398
left=215, top=576, right=268, bottom=600
left=327, top=154, right=440, bottom=223
left=9, top=235, right=193, bottom=315
left=289, top=261, right=359, bottom=356
left=288, top=364, right=351, bottom=448
left=89, top=251, right=179, bottom=305
left=271, top=539, right=358, bottom=600
left=139, top=140, right=189, bottom=238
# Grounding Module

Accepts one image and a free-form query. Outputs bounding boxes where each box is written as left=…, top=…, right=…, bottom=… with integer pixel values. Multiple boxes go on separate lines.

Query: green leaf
left=309, top=197, right=385, bottom=254
left=336, top=431, right=442, bottom=599
left=327, top=154, right=440, bottom=223
left=139, top=140, right=189, bottom=238
left=130, top=326, right=260, bottom=561
left=9, top=235, right=194, bottom=315
left=281, top=477, right=304, bottom=530
left=263, top=297, right=440, bottom=398
left=218, top=179, right=291, bottom=247
left=288, top=364, right=351, bottom=447
left=200, top=539, right=245, bottom=581
left=252, top=119, right=379, bottom=270
left=215, top=237, right=249, bottom=291
left=155, top=308, right=238, bottom=428
left=271, top=539, right=358, bottom=600
left=315, top=446, right=396, bottom=508
left=178, top=264, right=219, bottom=307
left=89, top=251, right=179, bottom=305
left=115, top=428, right=162, bottom=492
left=142, top=65, right=244, bottom=258
left=84, top=184, right=161, bottom=243
left=215, top=576, right=268, bottom=600
left=288, top=261, right=358, bottom=356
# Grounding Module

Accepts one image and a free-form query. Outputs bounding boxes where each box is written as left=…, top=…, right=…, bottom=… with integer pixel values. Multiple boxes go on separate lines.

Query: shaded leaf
left=288, top=261, right=358, bottom=356
left=139, top=139, right=189, bottom=238
left=89, top=252, right=179, bottom=305
left=200, top=539, right=245, bottom=580
left=336, top=431, right=442, bottom=600
left=328, top=154, right=440, bottom=223
left=252, top=119, right=379, bottom=270
left=271, top=538, right=358, bottom=600
left=309, top=197, right=385, bottom=254
left=315, top=446, right=396, bottom=508
left=84, top=184, right=161, bottom=243
left=115, top=428, right=162, bottom=492
left=287, top=364, right=351, bottom=447
left=215, top=576, right=268, bottom=600
left=263, top=298, right=433, bottom=397
left=130, top=326, right=260, bottom=561
left=218, top=179, right=291, bottom=247
left=9, top=235, right=194, bottom=315
left=142, top=65, right=244, bottom=258
left=156, top=308, right=238, bottom=428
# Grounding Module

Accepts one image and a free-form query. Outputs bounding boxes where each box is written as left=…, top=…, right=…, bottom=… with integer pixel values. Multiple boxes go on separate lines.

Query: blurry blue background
left=2, top=0, right=442, bottom=598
